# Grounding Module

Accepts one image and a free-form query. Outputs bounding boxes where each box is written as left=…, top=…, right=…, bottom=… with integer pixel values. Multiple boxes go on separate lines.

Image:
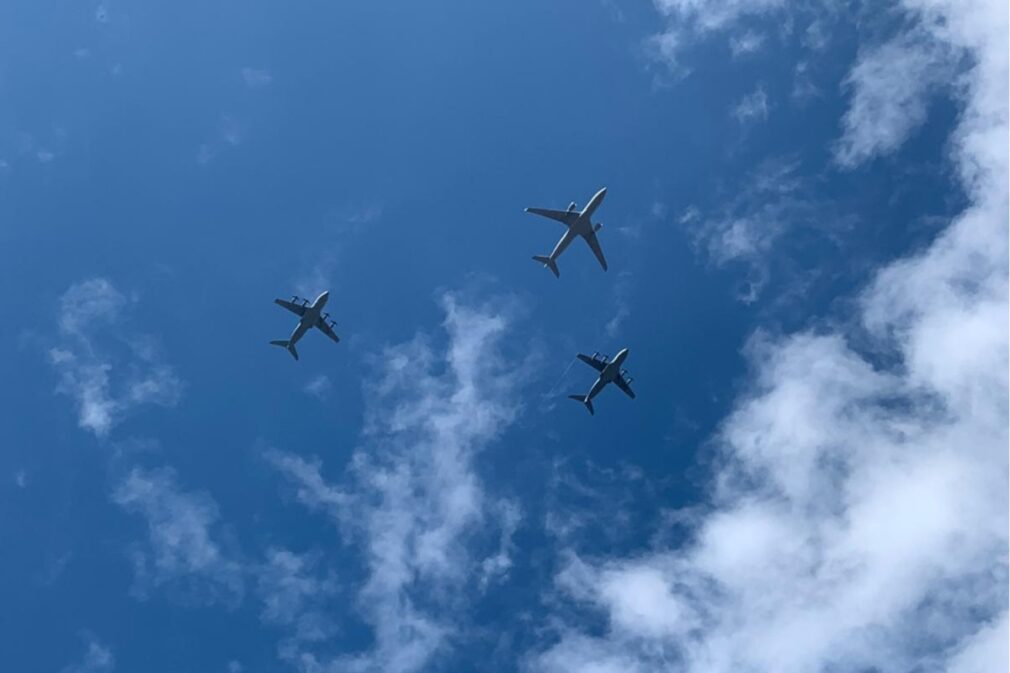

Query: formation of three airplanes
left=271, top=187, right=633, bottom=416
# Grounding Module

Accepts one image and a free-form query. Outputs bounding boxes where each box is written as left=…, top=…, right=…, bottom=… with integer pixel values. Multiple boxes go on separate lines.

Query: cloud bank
left=269, top=293, right=523, bottom=673
left=49, top=279, right=183, bottom=437
left=532, top=1, right=1007, bottom=671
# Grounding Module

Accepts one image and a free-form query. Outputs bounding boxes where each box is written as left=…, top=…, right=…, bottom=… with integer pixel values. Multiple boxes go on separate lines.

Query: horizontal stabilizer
left=568, top=394, right=594, bottom=416
left=533, top=255, right=560, bottom=278
left=270, top=339, right=299, bottom=361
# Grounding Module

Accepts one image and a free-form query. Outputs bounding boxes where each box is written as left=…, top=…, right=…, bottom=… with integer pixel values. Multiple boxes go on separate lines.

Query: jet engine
left=594, top=222, right=603, bottom=232
left=567, top=202, right=578, bottom=212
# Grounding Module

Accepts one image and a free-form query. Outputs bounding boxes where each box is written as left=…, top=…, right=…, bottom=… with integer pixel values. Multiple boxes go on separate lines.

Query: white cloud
left=61, top=637, right=114, bottom=673
left=532, top=1, right=1007, bottom=671
left=654, top=0, right=784, bottom=35
left=791, top=61, right=821, bottom=103
left=732, top=84, right=770, bottom=124
left=256, top=548, right=338, bottom=646
left=648, top=0, right=786, bottom=73
left=729, top=30, right=765, bottom=57
left=947, top=613, right=1009, bottom=673
left=265, top=451, right=348, bottom=519
left=479, top=498, right=522, bottom=588
left=241, top=68, right=272, bottom=88
left=835, top=30, right=954, bottom=167
left=303, top=375, right=332, bottom=399
left=269, top=293, right=521, bottom=673
left=689, top=157, right=822, bottom=302
left=197, top=116, right=245, bottom=165
left=49, top=279, right=183, bottom=437
left=112, top=467, right=244, bottom=605
left=604, top=271, right=634, bottom=339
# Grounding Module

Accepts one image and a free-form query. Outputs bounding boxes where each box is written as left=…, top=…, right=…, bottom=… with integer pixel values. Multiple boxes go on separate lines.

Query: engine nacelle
left=567, top=202, right=578, bottom=212
left=594, top=222, right=603, bottom=232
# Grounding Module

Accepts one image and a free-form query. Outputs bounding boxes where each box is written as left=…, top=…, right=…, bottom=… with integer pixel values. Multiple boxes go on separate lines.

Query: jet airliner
left=568, top=347, right=635, bottom=415
left=271, top=291, right=340, bottom=360
left=525, top=187, right=609, bottom=277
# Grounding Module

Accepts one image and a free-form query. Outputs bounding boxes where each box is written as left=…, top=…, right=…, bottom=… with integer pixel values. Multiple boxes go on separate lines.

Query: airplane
left=568, top=347, right=635, bottom=415
left=270, top=290, right=340, bottom=360
left=525, top=187, right=609, bottom=278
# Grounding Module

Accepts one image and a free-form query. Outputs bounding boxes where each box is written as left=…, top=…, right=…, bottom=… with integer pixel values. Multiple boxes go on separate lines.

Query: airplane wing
left=577, top=353, right=606, bottom=372
left=275, top=298, right=307, bottom=316
left=583, top=231, right=608, bottom=271
left=525, top=207, right=576, bottom=226
left=315, top=317, right=340, bottom=343
left=615, top=376, right=636, bottom=399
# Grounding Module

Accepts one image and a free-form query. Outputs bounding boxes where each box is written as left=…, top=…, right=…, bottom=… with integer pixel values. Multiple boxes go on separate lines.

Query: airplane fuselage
left=586, top=347, right=629, bottom=401
left=599, top=348, right=629, bottom=382
left=289, top=291, right=329, bottom=346
left=548, top=187, right=607, bottom=261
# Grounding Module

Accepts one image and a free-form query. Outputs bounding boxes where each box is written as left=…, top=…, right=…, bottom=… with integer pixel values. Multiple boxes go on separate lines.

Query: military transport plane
left=525, top=187, right=608, bottom=277
left=271, top=291, right=340, bottom=360
left=568, top=348, right=635, bottom=415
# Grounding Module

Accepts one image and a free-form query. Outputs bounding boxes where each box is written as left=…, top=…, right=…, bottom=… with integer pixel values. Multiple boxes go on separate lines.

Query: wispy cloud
left=197, top=115, right=245, bottom=165
left=604, top=271, right=633, bottom=339
left=532, top=1, right=1008, bottom=671
left=647, top=0, right=787, bottom=75
left=732, top=84, right=770, bottom=124
left=303, top=375, right=332, bottom=399
left=49, top=279, right=183, bottom=437
left=60, top=636, right=114, bottom=673
left=687, top=157, right=829, bottom=302
left=268, top=293, right=522, bottom=673
left=241, top=68, right=273, bottom=88
left=112, top=467, right=244, bottom=605
left=729, top=30, right=765, bottom=58
left=256, top=548, right=339, bottom=649
left=834, top=29, right=954, bottom=167
left=479, top=498, right=522, bottom=588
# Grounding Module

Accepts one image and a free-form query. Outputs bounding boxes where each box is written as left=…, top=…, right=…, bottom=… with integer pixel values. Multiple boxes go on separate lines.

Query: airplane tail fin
left=270, top=340, right=299, bottom=361
left=533, top=255, right=560, bottom=278
left=568, top=394, right=594, bottom=415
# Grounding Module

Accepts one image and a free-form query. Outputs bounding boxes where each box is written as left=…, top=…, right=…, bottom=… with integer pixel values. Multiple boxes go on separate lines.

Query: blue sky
left=1, top=1, right=1006, bottom=672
